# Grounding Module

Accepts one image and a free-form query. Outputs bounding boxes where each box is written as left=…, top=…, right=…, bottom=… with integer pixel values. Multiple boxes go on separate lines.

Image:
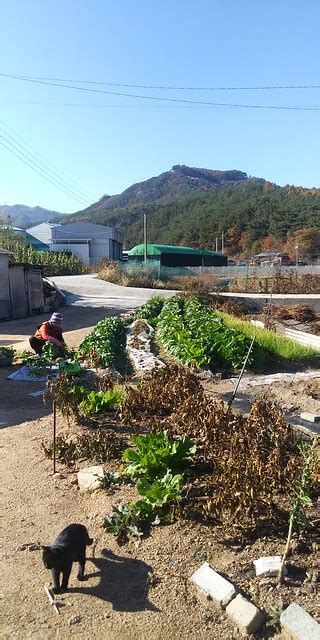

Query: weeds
left=229, top=272, right=320, bottom=294
left=278, top=438, right=318, bottom=583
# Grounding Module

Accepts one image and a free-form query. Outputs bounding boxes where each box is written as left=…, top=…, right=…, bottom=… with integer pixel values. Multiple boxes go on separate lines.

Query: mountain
left=63, top=165, right=319, bottom=252
left=0, top=204, right=66, bottom=228
left=70, top=165, right=259, bottom=219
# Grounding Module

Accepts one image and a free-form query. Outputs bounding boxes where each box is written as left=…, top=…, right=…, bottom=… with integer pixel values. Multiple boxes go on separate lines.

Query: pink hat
left=50, top=312, right=63, bottom=324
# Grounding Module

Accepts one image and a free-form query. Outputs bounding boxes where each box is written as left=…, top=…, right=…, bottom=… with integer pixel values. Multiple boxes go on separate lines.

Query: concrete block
left=77, top=465, right=104, bottom=492
left=280, top=603, right=320, bottom=640
left=226, top=594, right=264, bottom=635
left=253, top=555, right=283, bottom=577
left=300, top=412, right=320, bottom=424
left=190, top=562, right=236, bottom=608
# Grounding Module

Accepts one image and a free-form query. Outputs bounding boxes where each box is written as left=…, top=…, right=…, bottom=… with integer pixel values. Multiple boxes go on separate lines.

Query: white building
left=26, top=221, right=61, bottom=245
left=27, top=221, right=123, bottom=266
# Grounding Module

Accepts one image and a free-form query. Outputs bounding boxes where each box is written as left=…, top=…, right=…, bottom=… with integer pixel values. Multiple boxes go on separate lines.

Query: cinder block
left=190, top=562, right=236, bottom=608
left=280, top=603, right=320, bottom=640
left=300, top=412, right=320, bottom=424
left=253, top=555, right=283, bottom=577
left=226, top=594, right=264, bottom=635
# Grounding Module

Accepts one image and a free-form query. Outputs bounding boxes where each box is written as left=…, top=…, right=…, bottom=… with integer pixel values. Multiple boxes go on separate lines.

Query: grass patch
left=215, top=311, right=320, bottom=363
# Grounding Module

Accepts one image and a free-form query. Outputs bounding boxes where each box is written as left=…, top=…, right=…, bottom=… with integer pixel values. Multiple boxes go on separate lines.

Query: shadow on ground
left=0, top=302, right=132, bottom=338
left=68, top=549, right=159, bottom=612
left=0, top=366, right=51, bottom=428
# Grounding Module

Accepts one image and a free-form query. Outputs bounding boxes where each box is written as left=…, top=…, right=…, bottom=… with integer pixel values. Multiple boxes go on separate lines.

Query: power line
left=1, top=100, right=320, bottom=111
left=0, top=121, right=95, bottom=201
left=0, top=130, right=91, bottom=206
left=0, top=137, right=89, bottom=207
left=1, top=73, right=320, bottom=110
left=0, top=131, right=89, bottom=206
left=1, top=72, right=320, bottom=91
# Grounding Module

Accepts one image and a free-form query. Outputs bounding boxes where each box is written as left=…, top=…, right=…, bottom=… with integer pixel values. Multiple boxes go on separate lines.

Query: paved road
left=0, top=274, right=174, bottom=351
left=52, top=274, right=175, bottom=309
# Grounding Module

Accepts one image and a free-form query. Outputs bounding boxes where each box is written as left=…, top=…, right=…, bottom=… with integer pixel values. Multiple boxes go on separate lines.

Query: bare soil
left=201, top=371, right=320, bottom=430
left=1, top=321, right=319, bottom=639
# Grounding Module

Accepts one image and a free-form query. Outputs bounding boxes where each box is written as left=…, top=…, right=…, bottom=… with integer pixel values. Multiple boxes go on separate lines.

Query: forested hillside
left=66, top=180, right=320, bottom=258
left=0, top=204, right=65, bottom=227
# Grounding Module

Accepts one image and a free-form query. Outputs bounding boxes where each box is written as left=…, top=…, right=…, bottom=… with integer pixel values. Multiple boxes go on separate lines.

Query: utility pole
left=295, top=244, right=299, bottom=268
left=221, top=230, right=224, bottom=254
left=143, top=212, right=147, bottom=264
left=215, top=237, right=218, bottom=252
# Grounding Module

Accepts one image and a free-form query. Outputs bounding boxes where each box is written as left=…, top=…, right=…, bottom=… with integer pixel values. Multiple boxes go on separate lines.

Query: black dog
left=42, top=524, right=93, bottom=593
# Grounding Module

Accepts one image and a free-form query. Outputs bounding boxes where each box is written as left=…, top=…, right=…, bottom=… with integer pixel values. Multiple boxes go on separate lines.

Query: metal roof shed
left=128, top=244, right=227, bottom=267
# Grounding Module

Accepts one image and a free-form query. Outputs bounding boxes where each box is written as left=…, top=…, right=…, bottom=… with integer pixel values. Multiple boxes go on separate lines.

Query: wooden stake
left=44, top=585, right=60, bottom=615
left=53, top=400, right=56, bottom=475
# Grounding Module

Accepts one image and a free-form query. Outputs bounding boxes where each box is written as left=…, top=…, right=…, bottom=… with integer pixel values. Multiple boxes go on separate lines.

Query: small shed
left=9, top=264, right=45, bottom=318
left=0, top=247, right=12, bottom=319
left=128, top=244, right=227, bottom=267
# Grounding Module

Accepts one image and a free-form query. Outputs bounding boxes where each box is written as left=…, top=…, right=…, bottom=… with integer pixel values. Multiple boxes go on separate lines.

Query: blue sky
left=1, top=0, right=320, bottom=212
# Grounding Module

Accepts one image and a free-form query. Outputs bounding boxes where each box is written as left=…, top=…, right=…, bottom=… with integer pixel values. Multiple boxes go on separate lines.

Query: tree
left=284, top=228, right=320, bottom=262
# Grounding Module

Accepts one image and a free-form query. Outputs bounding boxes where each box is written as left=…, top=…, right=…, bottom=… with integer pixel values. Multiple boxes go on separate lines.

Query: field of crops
left=12, top=293, right=318, bottom=600
left=8, top=295, right=319, bottom=637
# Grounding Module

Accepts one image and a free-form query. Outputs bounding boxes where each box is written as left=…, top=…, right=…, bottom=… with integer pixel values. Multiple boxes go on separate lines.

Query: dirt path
left=0, top=416, right=239, bottom=640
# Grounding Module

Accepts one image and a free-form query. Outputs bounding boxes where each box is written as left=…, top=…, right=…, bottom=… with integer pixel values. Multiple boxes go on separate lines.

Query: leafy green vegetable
left=157, top=296, right=256, bottom=369
left=105, top=432, right=196, bottom=541
left=122, top=431, right=196, bottom=480
left=133, top=296, right=166, bottom=327
left=78, top=388, right=123, bottom=416
left=0, top=345, right=15, bottom=358
left=78, top=316, right=127, bottom=368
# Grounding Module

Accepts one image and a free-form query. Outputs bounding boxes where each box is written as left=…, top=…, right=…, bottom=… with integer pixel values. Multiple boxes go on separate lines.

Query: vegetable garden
left=19, top=293, right=316, bottom=542
left=7, top=291, right=318, bottom=633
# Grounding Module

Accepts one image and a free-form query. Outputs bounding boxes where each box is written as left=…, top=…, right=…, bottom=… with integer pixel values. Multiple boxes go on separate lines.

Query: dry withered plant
left=42, top=428, right=123, bottom=466
left=120, top=364, right=201, bottom=428
left=121, top=366, right=303, bottom=526
left=272, top=304, right=317, bottom=323
left=45, top=371, right=114, bottom=422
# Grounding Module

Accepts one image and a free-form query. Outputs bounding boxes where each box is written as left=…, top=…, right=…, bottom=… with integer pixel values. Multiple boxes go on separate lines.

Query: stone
left=253, top=555, right=284, bottom=577
left=16, top=542, right=41, bottom=552
left=77, top=466, right=104, bottom=492
left=226, top=594, right=264, bottom=635
left=190, top=562, right=236, bottom=608
left=280, top=603, right=320, bottom=640
left=68, top=615, right=81, bottom=625
left=53, top=472, right=64, bottom=479
left=300, top=412, right=320, bottom=424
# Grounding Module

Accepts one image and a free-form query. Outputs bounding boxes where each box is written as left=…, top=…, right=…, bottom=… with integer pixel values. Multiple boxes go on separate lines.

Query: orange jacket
left=34, top=322, right=64, bottom=346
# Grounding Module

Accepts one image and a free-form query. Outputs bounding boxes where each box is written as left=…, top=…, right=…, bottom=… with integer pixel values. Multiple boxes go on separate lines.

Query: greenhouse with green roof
left=127, top=244, right=227, bottom=267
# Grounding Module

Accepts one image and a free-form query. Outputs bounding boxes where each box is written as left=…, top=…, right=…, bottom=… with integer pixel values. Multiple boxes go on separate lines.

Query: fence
left=120, top=260, right=320, bottom=281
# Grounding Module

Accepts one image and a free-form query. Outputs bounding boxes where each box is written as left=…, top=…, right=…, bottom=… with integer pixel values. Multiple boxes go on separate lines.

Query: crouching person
left=29, top=312, right=66, bottom=355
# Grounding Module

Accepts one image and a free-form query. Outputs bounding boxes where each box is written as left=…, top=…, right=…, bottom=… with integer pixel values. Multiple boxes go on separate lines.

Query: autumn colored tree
left=284, top=228, right=320, bottom=262
left=260, top=234, right=281, bottom=252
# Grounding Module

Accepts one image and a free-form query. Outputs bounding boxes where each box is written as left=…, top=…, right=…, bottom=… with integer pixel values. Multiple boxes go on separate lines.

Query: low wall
left=219, top=292, right=320, bottom=314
